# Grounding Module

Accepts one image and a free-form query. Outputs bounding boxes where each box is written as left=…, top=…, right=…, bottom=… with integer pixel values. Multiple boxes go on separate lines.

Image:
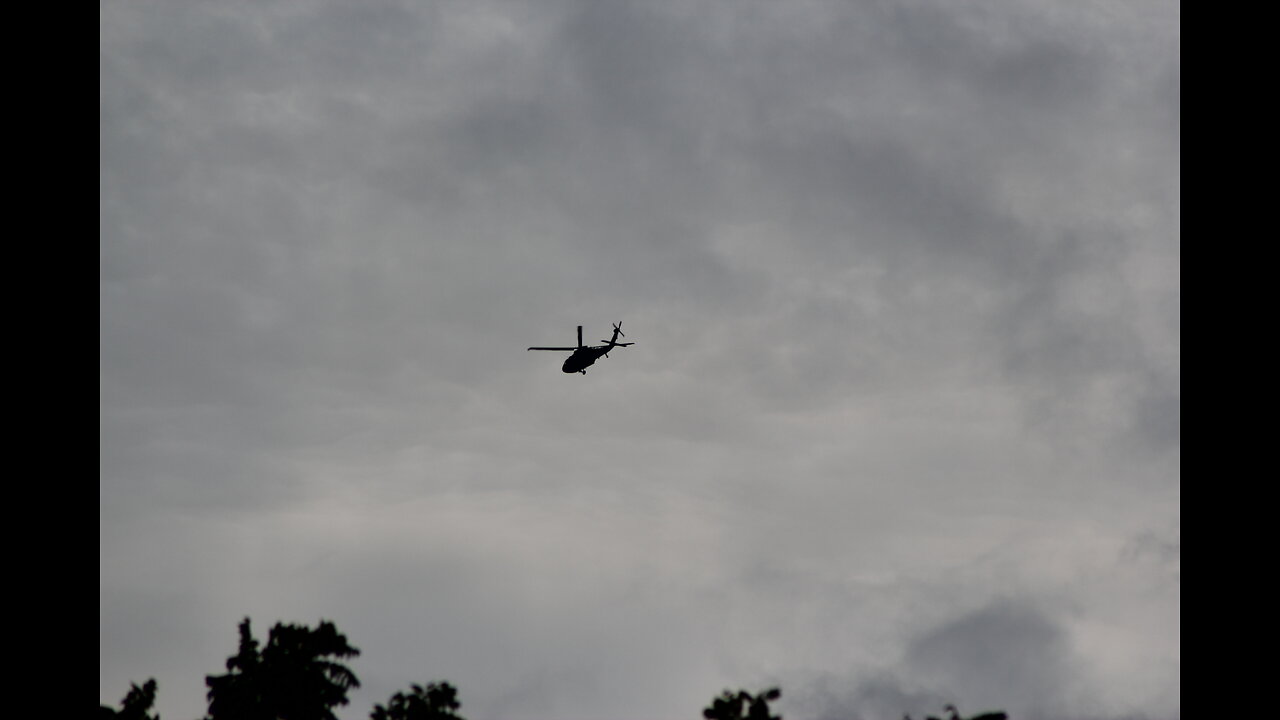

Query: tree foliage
left=204, top=617, right=361, bottom=720
left=702, top=687, right=782, bottom=720
left=100, top=678, right=159, bottom=720
left=370, top=681, right=465, bottom=720
left=102, top=618, right=1010, bottom=720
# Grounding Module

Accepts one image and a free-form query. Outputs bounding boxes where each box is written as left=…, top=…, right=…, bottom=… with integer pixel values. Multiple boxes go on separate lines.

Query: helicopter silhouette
left=528, top=322, right=634, bottom=374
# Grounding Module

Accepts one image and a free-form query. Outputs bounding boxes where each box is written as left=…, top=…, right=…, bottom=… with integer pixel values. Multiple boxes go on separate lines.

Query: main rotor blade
left=528, top=347, right=577, bottom=351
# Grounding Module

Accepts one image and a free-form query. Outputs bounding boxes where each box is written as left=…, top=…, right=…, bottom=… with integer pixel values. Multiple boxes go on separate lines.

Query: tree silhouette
left=370, top=681, right=465, bottom=720
left=702, top=688, right=782, bottom=720
left=101, top=616, right=1015, bottom=719
left=101, top=678, right=159, bottom=720
left=204, top=617, right=361, bottom=720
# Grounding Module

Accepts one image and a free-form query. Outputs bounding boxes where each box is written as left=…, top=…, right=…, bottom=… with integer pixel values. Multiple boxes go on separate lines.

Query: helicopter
left=528, top=322, right=634, bottom=374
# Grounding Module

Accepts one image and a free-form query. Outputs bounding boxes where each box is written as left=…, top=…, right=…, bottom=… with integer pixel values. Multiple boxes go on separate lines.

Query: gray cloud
left=102, top=1, right=1178, bottom=718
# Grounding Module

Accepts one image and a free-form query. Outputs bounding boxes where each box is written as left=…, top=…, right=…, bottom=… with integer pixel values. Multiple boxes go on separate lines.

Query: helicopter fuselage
left=562, top=346, right=611, bottom=374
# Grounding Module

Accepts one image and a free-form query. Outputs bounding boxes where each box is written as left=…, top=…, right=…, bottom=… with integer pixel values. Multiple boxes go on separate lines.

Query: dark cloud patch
left=1131, top=376, right=1179, bottom=453
left=789, top=598, right=1134, bottom=720
left=876, top=0, right=1109, bottom=109
left=904, top=600, right=1069, bottom=716
left=561, top=0, right=692, bottom=132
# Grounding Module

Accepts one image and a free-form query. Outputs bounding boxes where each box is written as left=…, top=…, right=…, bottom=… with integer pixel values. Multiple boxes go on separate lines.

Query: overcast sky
left=101, top=2, right=1179, bottom=718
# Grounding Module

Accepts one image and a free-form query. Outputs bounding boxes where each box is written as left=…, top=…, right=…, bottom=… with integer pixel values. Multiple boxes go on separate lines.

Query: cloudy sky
left=100, top=1, right=1179, bottom=718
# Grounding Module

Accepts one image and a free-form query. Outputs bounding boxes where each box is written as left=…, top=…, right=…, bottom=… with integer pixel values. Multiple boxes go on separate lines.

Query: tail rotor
left=601, top=322, right=634, bottom=350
